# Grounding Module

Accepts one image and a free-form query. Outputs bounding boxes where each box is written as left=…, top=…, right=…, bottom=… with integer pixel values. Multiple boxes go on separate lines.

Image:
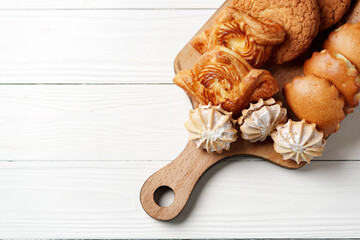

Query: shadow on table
left=169, top=153, right=356, bottom=223
left=168, top=107, right=360, bottom=223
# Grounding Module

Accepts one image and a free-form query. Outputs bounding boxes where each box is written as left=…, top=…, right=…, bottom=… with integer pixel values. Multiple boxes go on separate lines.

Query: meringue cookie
left=238, top=98, right=287, bottom=142
left=185, top=104, right=237, bottom=153
left=271, top=119, right=326, bottom=164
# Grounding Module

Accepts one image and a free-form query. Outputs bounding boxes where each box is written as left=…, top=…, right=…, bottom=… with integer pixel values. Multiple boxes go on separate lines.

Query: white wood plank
left=0, top=10, right=214, bottom=83
left=0, top=85, right=190, bottom=160
left=0, top=85, right=358, bottom=161
left=0, top=0, right=222, bottom=9
left=0, top=160, right=360, bottom=238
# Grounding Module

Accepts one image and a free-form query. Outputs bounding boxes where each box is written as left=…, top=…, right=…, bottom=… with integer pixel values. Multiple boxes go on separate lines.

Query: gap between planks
left=0, top=85, right=357, bottom=161
left=1, top=160, right=360, bottom=238
left=0, top=10, right=214, bottom=84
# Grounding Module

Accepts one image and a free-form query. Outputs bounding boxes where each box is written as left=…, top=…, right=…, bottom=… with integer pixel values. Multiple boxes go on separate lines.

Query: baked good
left=185, top=104, right=237, bottom=153
left=173, top=46, right=279, bottom=116
left=238, top=98, right=287, bottom=142
left=338, top=0, right=360, bottom=25
left=192, top=6, right=285, bottom=67
left=271, top=119, right=326, bottom=164
left=232, top=0, right=320, bottom=64
left=323, top=23, right=360, bottom=71
left=283, top=75, right=345, bottom=137
left=192, top=30, right=210, bottom=55
left=304, top=50, right=360, bottom=108
left=317, top=0, right=351, bottom=30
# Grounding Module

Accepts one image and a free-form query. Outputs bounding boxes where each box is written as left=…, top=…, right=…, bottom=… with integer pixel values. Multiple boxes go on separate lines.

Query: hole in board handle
left=153, top=186, right=174, bottom=207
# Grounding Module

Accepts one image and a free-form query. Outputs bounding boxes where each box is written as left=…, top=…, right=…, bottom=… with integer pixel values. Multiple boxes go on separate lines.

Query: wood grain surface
left=0, top=10, right=216, bottom=83
left=0, top=85, right=356, bottom=161
left=0, top=0, right=222, bottom=9
left=0, top=0, right=359, bottom=238
left=141, top=0, right=340, bottom=221
left=2, top=160, right=360, bottom=238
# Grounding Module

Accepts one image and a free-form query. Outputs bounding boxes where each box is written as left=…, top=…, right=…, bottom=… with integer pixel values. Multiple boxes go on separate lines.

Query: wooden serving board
left=140, top=0, right=360, bottom=221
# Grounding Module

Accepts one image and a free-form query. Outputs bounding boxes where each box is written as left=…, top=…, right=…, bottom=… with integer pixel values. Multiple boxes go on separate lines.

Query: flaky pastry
left=192, top=7, right=285, bottom=67
left=173, top=46, right=279, bottom=117
left=185, top=104, right=237, bottom=153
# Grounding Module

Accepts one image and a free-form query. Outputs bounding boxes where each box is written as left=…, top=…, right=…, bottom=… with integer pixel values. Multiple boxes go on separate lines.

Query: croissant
left=173, top=46, right=279, bottom=117
left=191, top=7, right=285, bottom=68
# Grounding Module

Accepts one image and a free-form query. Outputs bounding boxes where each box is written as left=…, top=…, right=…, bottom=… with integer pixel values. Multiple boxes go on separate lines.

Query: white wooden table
left=0, top=0, right=360, bottom=238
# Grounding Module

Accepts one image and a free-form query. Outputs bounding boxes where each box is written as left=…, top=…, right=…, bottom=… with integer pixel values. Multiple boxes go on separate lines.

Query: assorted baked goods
left=173, top=46, right=279, bottom=116
left=140, top=0, right=360, bottom=223
left=184, top=104, right=237, bottom=153
left=176, top=1, right=359, bottom=164
left=303, top=50, right=360, bottom=109
left=192, top=7, right=286, bottom=67
left=232, top=0, right=320, bottom=64
left=284, top=22, right=360, bottom=140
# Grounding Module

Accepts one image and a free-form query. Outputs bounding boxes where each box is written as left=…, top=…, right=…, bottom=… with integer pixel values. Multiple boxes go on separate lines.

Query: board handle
left=140, top=141, right=224, bottom=221
left=140, top=139, right=304, bottom=221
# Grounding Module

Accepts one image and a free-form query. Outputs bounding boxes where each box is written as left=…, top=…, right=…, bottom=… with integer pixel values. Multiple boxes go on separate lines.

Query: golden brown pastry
left=284, top=75, right=345, bottom=138
left=192, top=30, right=211, bottom=55
left=232, top=0, right=320, bottom=64
left=304, top=50, right=360, bottom=108
left=323, top=23, right=360, bottom=71
left=192, top=7, right=285, bottom=67
left=173, top=46, right=279, bottom=116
